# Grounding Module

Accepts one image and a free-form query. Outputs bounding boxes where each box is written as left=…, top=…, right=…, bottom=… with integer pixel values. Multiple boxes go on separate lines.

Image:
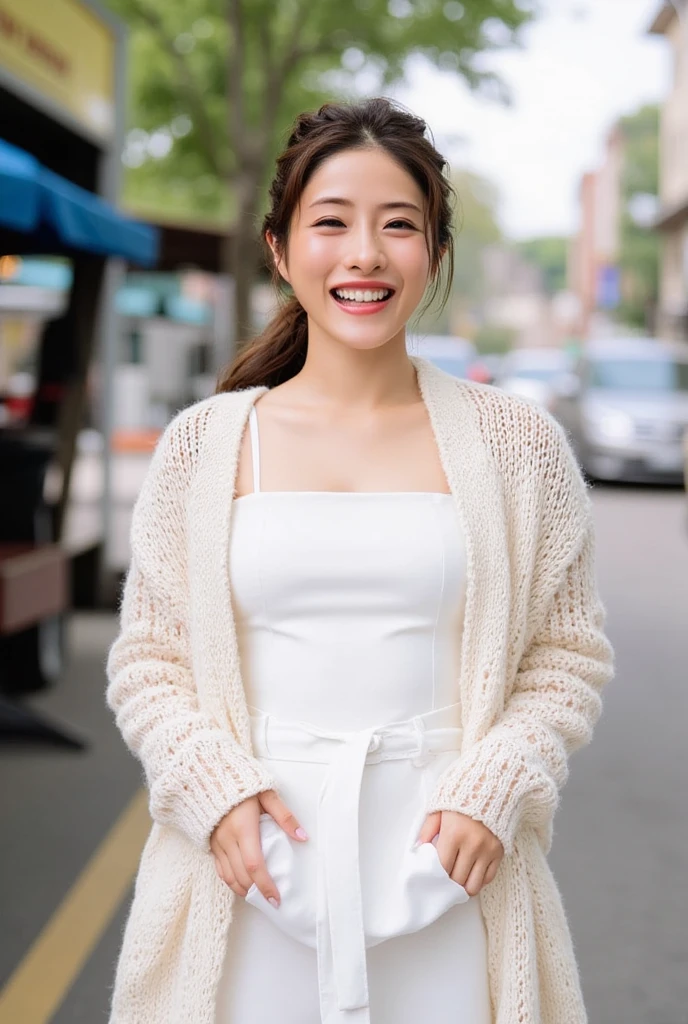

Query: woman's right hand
left=210, top=789, right=308, bottom=907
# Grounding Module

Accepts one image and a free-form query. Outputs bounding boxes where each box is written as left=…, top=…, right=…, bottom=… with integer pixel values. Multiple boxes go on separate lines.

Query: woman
left=106, top=98, right=614, bottom=1024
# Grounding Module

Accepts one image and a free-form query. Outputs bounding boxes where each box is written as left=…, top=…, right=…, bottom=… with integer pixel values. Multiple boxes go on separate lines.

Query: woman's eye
left=312, top=218, right=417, bottom=230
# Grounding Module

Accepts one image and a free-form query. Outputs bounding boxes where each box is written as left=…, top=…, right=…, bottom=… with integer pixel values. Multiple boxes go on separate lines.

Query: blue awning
left=0, top=139, right=159, bottom=266
left=0, top=142, right=39, bottom=232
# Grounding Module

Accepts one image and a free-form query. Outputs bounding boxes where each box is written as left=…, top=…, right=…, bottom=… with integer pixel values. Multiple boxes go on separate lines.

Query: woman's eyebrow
left=309, top=196, right=422, bottom=214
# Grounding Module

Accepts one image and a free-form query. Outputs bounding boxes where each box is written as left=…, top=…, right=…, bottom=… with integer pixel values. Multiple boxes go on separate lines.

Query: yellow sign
left=0, top=0, right=115, bottom=142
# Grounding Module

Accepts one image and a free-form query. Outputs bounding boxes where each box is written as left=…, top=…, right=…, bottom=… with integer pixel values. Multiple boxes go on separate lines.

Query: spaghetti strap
left=248, top=404, right=261, bottom=494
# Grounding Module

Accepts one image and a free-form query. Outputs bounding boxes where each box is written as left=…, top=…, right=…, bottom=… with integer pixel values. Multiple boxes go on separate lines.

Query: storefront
left=0, top=0, right=159, bottom=742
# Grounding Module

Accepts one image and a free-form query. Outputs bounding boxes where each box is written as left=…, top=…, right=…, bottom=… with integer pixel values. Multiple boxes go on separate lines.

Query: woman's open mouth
left=330, top=287, right=395, bottom=315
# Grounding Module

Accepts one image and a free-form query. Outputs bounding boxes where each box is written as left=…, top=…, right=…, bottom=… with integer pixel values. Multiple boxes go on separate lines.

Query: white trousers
left=216, top=703, right=491, bottom=1024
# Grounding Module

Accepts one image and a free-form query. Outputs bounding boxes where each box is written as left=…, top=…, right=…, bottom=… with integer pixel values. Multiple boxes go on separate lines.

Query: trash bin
left=0, top=429, right=56, bottom=538
left=0, top=428, right=66, bottom=694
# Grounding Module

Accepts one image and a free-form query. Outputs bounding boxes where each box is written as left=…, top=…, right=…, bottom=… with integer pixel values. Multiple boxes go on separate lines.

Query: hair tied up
left=217, top=97, right=455, bottom=393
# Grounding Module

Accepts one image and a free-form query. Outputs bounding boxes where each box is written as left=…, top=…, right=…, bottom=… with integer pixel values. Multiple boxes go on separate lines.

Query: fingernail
left=295, top=827, right=308, bottom=841
left=268, top=897, right=279, bottom=909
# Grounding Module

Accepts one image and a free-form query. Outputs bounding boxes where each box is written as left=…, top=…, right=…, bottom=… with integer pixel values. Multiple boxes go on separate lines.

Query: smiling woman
left=105, top=98, right=613, bottom=1024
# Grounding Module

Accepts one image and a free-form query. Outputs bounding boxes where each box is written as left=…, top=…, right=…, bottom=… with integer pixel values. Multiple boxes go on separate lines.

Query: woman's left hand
left=416, top=811, right=504, bottom=896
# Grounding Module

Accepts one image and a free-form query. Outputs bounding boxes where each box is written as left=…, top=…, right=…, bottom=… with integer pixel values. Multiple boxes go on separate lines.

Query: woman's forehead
left=301, top=148, right=425, bottom=208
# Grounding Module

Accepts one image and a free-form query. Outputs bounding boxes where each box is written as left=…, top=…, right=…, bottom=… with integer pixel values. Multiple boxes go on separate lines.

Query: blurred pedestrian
left=105, top=98, right=614, bottom=1024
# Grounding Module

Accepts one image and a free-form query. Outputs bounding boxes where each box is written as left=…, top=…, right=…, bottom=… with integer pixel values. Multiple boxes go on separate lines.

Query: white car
left=496, top=348, right=574, bottom=409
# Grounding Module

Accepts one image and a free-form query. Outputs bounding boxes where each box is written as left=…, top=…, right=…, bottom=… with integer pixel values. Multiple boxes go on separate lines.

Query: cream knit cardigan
left=106, top=355, right=614, bottom=1024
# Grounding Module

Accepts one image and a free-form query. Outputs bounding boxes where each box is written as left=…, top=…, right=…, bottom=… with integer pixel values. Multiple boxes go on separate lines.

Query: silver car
left=551, top=337, right=688, bottom=484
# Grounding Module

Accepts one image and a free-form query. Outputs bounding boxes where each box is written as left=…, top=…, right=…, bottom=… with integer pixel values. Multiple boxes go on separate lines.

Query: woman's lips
left=330, top=291, right=395, bottom=316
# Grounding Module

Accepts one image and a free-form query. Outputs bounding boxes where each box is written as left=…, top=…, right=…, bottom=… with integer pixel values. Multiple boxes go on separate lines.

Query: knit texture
left=107, top=408, right=277, bottom=850
left=105, top=356, right=614, bottom=1024
left=424, top=393, right=610, bottom=858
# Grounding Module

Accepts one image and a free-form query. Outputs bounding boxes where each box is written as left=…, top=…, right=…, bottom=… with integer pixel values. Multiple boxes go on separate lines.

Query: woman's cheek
left=300, top=234, right=338, bottom=270
left=287, top=238, right=335, bottom=308
left=395, top=238, right=430, bottom=281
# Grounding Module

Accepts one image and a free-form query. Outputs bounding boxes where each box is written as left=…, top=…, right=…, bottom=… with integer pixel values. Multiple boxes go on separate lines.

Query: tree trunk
left=225, top=169, right=263, bottom=355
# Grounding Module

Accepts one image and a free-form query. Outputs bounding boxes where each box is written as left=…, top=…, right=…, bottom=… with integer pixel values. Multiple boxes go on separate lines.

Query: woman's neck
left=286, top=327, right=419, bottom=412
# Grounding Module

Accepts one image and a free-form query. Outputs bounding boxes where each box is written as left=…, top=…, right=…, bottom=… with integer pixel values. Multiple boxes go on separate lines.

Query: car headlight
left=583, top=407, right=635, bottom=442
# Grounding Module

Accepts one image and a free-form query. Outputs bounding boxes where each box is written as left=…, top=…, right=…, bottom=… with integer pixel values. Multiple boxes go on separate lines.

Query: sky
left=392, top=0, right=670, bottom=240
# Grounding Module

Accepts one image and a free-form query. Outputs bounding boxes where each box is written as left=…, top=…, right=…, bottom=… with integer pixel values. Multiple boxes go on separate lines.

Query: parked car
left=407, top=334, right=477, bottom=379
left=550, top=337, right=688, bottom=484
left=495, top=348, right=574, bottom=409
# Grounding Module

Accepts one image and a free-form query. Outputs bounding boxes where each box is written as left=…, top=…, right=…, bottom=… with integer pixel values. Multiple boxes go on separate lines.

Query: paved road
left=550, top=484, right=688, bottom=1024
left=1, top=484, right=686, bottom=1023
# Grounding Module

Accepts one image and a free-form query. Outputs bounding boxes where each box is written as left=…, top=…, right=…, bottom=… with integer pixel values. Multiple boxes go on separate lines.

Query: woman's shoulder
left=457, top=379, right=579, bottom=478
left=455, top=380, right=593, bottom=552
left=132, top=386, right=265, bottom=539
left=155, top=386, right=264, bottom=468
left=133, top=387, right=266, bottom=510
left=166, top=386, right=263, bottom=433
left=455, top=378, right=590, bottom=518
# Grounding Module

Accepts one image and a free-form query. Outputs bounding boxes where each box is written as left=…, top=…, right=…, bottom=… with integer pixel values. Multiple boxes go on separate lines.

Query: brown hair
left=217, top=97, right=455, bottom=393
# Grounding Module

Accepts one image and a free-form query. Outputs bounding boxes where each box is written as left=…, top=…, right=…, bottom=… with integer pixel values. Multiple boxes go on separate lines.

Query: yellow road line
left=0, top=788, right=149, bottom=1024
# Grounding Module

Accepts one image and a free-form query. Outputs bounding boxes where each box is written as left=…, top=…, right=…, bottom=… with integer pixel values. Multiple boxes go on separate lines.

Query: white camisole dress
left=215, top=404, right=491, bottom=1024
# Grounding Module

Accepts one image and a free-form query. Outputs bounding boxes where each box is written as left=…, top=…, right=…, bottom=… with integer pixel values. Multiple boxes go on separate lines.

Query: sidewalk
left=0, top=613, right=145, bottom=1023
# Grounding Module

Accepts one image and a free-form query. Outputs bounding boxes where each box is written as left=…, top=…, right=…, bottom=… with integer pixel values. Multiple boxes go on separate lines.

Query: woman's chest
left=228, top=491, right=466, bottom=628
left=227, top=492, right=469, bottom=724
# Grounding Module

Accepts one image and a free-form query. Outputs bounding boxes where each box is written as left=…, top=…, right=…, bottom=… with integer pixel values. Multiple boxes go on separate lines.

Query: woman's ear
left=266, top=230, right=291, bottom=286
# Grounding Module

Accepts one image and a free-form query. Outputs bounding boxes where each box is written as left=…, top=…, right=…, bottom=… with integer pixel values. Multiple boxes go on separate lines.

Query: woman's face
left=269, top=147, right=432, bottom=352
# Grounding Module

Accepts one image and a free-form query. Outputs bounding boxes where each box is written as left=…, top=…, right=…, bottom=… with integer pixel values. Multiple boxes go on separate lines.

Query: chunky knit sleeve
left=106, top=407, right=276, bottom=851
left=426, top=405, right=614, bottom=856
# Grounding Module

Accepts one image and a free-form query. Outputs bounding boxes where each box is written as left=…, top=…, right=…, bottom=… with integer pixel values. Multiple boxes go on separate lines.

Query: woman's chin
left=316, top=319, right=408, bottom=353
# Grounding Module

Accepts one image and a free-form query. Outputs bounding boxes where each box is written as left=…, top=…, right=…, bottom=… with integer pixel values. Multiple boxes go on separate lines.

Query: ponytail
left=216, top=297, right=308, bottom=393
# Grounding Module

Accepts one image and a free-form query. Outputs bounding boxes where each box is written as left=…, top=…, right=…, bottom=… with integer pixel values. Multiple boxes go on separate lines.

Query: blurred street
left=552, top=483, right=688, bottom=1024
left=0, top=482, right=686, bottom=1023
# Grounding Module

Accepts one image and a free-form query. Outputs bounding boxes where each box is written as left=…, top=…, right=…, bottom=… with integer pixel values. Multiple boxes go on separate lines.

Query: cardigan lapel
left=188, top=386, right=268, bottom=748
left=411, top=357, right=511, bottom=747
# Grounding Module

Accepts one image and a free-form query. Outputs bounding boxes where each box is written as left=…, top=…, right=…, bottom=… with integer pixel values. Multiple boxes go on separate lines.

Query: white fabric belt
left=247, top=703, right=463, bottom=1024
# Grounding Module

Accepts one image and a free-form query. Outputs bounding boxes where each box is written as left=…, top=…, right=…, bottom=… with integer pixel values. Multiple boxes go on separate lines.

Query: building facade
left=569, top=127, right=624, bottom=339
left=650, top=0, right=688, bottom=340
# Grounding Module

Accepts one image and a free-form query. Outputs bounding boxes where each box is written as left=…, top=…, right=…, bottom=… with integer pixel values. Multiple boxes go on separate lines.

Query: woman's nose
left=345, top=228, right=386, bottom=274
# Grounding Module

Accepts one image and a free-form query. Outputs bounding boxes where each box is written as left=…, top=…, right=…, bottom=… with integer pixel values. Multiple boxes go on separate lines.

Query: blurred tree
left=452, top=172, right=503, bottom=300
left=413, top=169, right=502, bottom=336
left=617, top=104, right=660, bottom=330
left=106, top=0, right=533, bottom=348
left=516, top=236, right=568, bottom=295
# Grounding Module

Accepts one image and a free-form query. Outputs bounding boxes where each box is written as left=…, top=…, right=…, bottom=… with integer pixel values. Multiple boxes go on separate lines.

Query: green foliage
left=619, top=104, right=659, bottom=197
left=105, top=0, right=533, bottom=224
left=473, top=323, right=515, bottom=354
left=516, top=236, right=568, bottom=294
left=617, top=104, right=660, bottom=329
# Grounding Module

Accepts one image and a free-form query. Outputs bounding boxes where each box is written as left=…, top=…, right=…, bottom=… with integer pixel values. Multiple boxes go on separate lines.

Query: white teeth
left=333, top=288, right=391, bottom=302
